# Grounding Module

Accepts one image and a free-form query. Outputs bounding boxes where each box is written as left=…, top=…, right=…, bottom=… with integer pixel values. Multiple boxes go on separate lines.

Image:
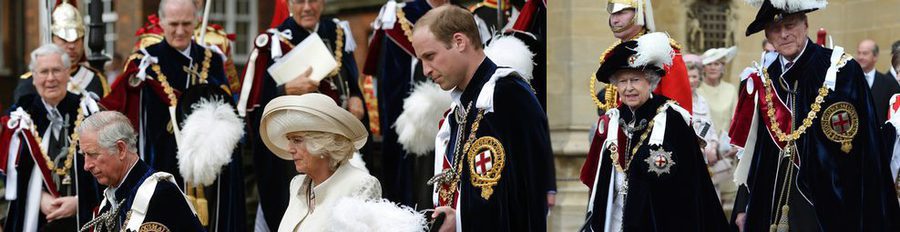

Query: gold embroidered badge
left=821, top=102, right=858, bottom=153
left=467, top=136, right=505, bottom=200
left=139, top=222, right=170, bottom=232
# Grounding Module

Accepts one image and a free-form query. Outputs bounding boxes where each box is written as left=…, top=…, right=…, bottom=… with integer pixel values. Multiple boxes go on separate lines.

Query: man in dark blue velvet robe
left=100, top=0, right=242, bottom=231
left=729, top=1, right=900, bottom=230
left=237, top=0, right=365, bottom=229
left=363, top=0, right=449, bottom=208
left=417, top=6, right=554, bottom=231
left=2, top=44, right=100, bottom=232
left=79, top=111, right=203, bottom=232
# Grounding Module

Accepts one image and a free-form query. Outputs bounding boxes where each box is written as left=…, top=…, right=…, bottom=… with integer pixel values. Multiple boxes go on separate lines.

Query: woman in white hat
left=260, top=93, right=381, bottom=232
left=697, top=46, right=738, bottom=135
left=697, top=46, right=740, bottom=218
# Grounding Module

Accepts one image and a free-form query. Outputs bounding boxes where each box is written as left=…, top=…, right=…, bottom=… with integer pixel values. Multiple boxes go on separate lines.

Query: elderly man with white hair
left=79, top=111, right=203, bottom=232
left=1, top=44, right=101, bottom=232
left=729, top=0, right=899, bottom=230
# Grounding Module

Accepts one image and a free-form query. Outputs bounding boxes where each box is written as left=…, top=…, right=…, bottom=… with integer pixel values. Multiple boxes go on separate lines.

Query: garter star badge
left=467, top=136, right=505, bottom=200
left=645, top=148, right=674, bottom=176
left=821, top=102, right=858, bottom=153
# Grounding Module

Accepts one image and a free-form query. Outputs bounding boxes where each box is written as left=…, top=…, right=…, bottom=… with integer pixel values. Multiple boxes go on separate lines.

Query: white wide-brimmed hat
left=701, top=46, right=738, bottom=65
left=260, top=93, right=368, bottom=160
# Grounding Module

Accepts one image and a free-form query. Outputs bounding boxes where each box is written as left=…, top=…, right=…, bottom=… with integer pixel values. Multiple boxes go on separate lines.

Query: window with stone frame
left=694, top=1, right=731, bottom=51
left=208, top=0, right=258, bottom=67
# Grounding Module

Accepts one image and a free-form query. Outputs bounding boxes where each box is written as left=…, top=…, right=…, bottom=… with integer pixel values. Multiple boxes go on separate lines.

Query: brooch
left=467, top=136, right=505, bottom=200
left=644, top=147, right=675, bottom=176
left=821, top=102, right=858, bottom=153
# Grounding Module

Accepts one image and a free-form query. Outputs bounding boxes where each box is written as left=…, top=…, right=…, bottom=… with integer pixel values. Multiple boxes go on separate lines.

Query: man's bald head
left=857, top=39, right=879, bottom=72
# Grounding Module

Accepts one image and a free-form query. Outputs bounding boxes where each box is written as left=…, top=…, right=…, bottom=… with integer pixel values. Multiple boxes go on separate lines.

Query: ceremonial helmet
left=594, top=32, right=673, bottom=84
left=607, top=0, right=656, bottom=32
left=51, top=0, right=85, bottom=42
left=745, top=0, right=827, bottom=36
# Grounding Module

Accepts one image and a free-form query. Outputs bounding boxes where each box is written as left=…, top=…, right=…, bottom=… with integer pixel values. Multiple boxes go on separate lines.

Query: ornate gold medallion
left=467, top=136, right=505, bottom=200
left=820, top=102, right=858, bottom=153
left=139, top=222, right=170, bottom=232
left=644, top=147, right=674, bottom=176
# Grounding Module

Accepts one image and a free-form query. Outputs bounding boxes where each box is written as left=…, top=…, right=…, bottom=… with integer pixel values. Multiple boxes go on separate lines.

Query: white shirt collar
left=779, top=39, right=809, bottom=72
left=891, top=66, right=897, bottom=79
left=179, top=44, right=192, bottom=59
left=104, top=159, right=138, bottom=208
left=864, top=69, right=876, bottom=88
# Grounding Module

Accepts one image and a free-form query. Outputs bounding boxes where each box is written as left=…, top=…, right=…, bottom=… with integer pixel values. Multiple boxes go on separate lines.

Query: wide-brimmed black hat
left=595, top=32, right=672, bottom=83
left=745, top=0, right=827, bottom=36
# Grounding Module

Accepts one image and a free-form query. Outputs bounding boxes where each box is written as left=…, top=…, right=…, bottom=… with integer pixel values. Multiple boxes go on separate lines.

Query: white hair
left=77, top=111, right=138, bottom=154
left=29, top=44, right=71, bottom=72
left=158, top=0, right=200, bottom=20
left=296, top=131, right=355, bottom=170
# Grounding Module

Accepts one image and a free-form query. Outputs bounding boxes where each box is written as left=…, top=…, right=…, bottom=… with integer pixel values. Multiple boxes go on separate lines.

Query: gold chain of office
left=31, top=107, right=84, bottom=177
left=760, top=68, right=829, bottom=142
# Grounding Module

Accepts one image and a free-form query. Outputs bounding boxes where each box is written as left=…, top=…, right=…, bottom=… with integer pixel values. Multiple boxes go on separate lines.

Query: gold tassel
left=196, top=186, right=209, bottom=226
left=776, top=205, right=790, bottom=232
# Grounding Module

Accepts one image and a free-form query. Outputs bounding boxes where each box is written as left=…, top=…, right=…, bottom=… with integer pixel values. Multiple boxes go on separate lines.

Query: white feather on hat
left=771, top=0, right=827, bottom=13
left=328, top=197, right=427, bottom=232
left=394, top=81, right=452, bottom=156
left=746, top=0, right=828, bottom=12
left=177, top=98, right=244, bottom=186
left=485, top=35, right=535, bottom=80
left=630, top=32, right=674, bottom=70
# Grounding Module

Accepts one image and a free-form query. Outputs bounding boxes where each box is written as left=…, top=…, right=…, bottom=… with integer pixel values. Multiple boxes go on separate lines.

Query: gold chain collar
left=609, top=102, right=668, bottom=172
left=150, top=48, right=213, bottom=108
left=31, top=107, right=84, bottom=178
left=396, top=6, right=415, bottom=45
left=760, top=68, right=830, bottom=143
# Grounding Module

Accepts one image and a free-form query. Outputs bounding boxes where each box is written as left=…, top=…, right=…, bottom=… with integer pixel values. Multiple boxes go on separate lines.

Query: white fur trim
left=394, top=81, right=452, bottom=156
left=485, top=36, right=535, bottom=80
left=329, top=197, right=427, bottom=232
left=177, top=99, right=244, bottom=186
left=631, top=32, right=673, bottom=70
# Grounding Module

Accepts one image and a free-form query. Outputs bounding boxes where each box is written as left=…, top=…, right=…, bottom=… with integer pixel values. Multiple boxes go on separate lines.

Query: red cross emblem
left=654, top=155, right=668, bottom=168
left=474, top=150, right=493, bottom=174
left=830, top=111, right=852, bottom=134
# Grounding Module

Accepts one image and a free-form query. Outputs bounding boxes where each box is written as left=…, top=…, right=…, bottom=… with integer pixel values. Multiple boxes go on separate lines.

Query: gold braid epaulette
left=589, top=42, right=622, bottom=111
left=20, top=72, right=33, bottom=79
